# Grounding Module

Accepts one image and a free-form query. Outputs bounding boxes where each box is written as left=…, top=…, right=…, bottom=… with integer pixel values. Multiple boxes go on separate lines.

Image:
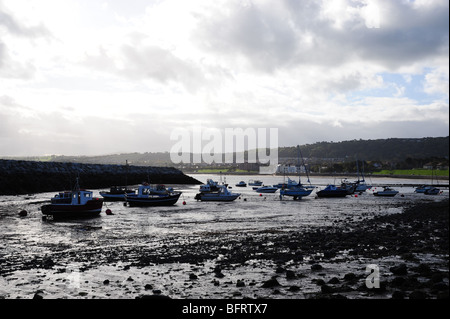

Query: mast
left=296, top=145, right=302, bottom=186
left=125, top=159, right=128, bottom=190
left=298, top=145, right=312, bottom=186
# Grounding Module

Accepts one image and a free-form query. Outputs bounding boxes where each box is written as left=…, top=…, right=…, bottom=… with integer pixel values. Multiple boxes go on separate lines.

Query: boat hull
left=41, top=199, right=103, bottom=219
left=280, top=188, right=313, bottom=198
left=100, top=192, right=127, bottom=201
left=195, top=193, right=240, bottom=201
left=373, top=192, right=398, bottom=197
left=316, top=190, right=348, bottom=198
left=126, top=193, right=182, bottom=207
left=256, top=187, right=278, bottom=193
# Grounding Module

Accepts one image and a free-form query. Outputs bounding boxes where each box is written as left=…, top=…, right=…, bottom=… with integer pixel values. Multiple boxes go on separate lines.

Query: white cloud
left=0, top=0, right=448, bottom=156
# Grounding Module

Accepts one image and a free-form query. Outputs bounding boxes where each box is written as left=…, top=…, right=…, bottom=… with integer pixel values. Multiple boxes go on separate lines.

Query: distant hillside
left=2, top=136, right=448, bottom=166
left=279, top=137, right=449, bottom=161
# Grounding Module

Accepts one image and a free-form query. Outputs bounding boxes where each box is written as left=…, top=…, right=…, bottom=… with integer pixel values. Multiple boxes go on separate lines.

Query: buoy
left=183, top=201, right=186, bottom=205
left=259, top=193, right=262, bottom=196
left=19, top=210, right=27, bottom=217
left=354, top=194, right=358, bottom=197
left=105, top=209, right=113, bottom=215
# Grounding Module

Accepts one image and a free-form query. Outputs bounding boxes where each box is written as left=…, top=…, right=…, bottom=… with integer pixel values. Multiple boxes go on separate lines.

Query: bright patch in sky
left=0, top=0, right=448, bottom=156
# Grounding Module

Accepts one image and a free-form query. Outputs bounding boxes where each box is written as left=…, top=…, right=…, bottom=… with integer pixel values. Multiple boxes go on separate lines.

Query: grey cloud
left=194, top=0, right=448, bottom=72
left=83, top=43, right=206, bottom=92
left=0, top=4, right=49, bottom=37
left=0, top=4, right=50, bottom=79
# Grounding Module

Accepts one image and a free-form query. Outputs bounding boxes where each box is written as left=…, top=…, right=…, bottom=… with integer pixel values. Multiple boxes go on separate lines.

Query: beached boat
left=373, top=187, right=399, bottom=197
left=41, top=188, right=103, bottom=219
left=255, top=185, right=278, bottom=193
left=339, top=178, right=357, bottom=195
left=273, top=177, right=300, bottom=189
left=199, top=179, right=221, bottom=193
left=354, top=160, right=372, bottom=192
left=280, top=186, right=313, bottom=199
left=248, top=180, right=263, bottom=186
left=235, top=181, right=247, bottom=187
left=100, top=186, right=134, bottom=201
left=316, top=185, right=348, bottom=198
left=415, top=185, right=433, bottom=193
left=424, top=187, right=441, bottom=195
left=126, top=184, right=182, bottom=206
left=194, top=185, right=240, bottom=201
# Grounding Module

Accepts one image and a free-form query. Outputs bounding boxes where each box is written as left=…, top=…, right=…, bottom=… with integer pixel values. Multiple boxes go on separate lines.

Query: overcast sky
left=1, top=0, right=448, bottom=156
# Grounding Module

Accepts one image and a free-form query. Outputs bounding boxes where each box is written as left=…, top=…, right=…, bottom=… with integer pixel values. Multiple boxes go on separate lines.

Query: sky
left=0, top=0, right=449, bottom=156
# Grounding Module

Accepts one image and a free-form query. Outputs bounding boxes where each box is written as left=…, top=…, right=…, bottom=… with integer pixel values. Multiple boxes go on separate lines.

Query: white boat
left=199, top=179, right=221, bottom=192
left=373, top=187, right=399, bottom=197
left=255, top=185, right=278, bottom=193
left=195, top=185, right=240, bottom=201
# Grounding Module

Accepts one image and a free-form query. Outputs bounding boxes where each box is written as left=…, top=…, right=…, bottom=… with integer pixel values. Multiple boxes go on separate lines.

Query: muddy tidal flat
left=0, top=175, right=448, bottom=303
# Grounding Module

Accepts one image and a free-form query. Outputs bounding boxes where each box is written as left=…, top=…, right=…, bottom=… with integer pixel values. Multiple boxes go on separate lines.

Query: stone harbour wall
left=0, top=159, right=201, bottom=195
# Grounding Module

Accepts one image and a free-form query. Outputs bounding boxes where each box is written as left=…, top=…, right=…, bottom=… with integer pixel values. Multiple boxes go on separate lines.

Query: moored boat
left=42, top=188, right=103, bottom=219
left=280, top=186, right=313, bottom=200
left=126, top=184, right=182, bottom=206
left=424, top=187, right=441, bottom=195
left=248, top=180, right=263, bottom=186
left=235, top=181, right=247, bottom=187
left=316, top=185, right=348, bottom=198
left=100, top=186, right=134, bottom=201
left=373, top=187, right=399, bottom=197
left=255, top=185, right=278, bottom=193
left=415, top=185, right=433, bottom=193
left=195, top=185, right=240, bottom=201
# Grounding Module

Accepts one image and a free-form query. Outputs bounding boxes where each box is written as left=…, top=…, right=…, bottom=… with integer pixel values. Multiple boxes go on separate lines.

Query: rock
left=33, top=290, right=45, bottom=299
left=390, top=264, right=407, bottom=276
left=321, top=284, right=334, bottom=294
left=19, top=210, right=27, bottom=217
left=261, top=278, right=281, bottom=288
left=343, top=273, right=357, bottom=281
left=323, top=250, right=336, bottom=259
left=431, top=282, right=448, bottom=292
left=409, top=290, right=428, bottom=299
left=311, top=264, right=323, bottom=271
left=275, top=266, right=285, bottom=274
left=414, top=263, right=431, bottom=275
left=236, top=280, right=245, bottom=287
left=189, top=273, right=198, bottom=280
left=328, top=277, right=340, bottom=284
left=137, top=294, right=171, bottom=299
left=391, top=291, right=406, bottom=299
left=126, top=276, right=134, bottom=281
left=215, top=272, right=225, bottom=278
left=286, top=270, right=296, bottom=279
left=288, top=286, right=300, bottom=292
left=103, top=279, right=110, bottom=285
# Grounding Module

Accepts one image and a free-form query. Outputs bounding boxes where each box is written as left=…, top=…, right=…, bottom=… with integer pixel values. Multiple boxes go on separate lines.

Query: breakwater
left=0, top=159, right=201, bottom=195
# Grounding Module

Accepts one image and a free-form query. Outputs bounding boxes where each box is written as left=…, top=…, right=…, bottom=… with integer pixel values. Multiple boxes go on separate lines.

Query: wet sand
left=0, top=193, right=448, bottom=300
